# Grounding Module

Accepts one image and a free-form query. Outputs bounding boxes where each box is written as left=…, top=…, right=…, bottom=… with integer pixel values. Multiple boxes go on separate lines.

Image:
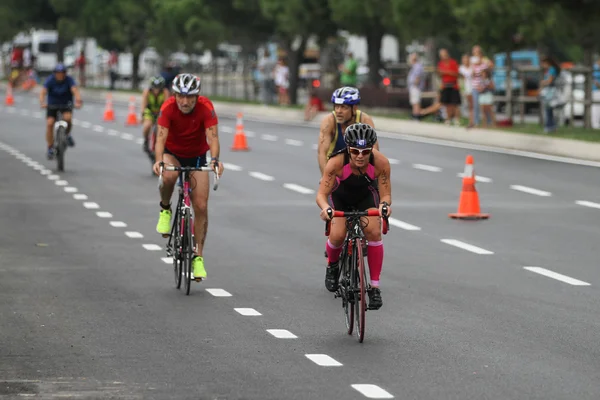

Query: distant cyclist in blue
left=39, top=63, right=82, bottom=159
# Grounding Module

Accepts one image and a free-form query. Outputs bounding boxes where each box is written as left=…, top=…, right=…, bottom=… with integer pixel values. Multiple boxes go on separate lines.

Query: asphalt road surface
left=1, top=92, right=600, bottom=399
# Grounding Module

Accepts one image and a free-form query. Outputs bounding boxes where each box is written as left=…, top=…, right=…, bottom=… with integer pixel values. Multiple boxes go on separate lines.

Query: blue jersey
left=44, top=75, right=76, bottom=105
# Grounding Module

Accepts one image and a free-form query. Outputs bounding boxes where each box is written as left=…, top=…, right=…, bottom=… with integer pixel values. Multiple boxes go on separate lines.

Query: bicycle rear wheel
left=353, top=238, right=367, bottom=343
left=183, top=208, right=193, bottom=295
left=56, top=126, right=66, bottom=172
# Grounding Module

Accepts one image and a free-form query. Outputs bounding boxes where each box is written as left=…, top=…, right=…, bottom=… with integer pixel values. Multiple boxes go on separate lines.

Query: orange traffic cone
left=103, top=93, right=115, bottom=121
left=5, top=84, right=14, bottom=106
left=449, top=155, right=490, bottom=220
left=125, top=96, right=139, bottom=126
left=230, top=112, right=250, bottom=151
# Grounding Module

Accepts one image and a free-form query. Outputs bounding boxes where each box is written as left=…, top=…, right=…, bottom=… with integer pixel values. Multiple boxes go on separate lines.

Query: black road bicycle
left=325, top=206, right=389, bottom=343
left=160, top=162, right=219, bottom=295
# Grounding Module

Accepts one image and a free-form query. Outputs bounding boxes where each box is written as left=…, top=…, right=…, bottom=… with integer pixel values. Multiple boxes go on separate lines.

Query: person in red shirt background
left=153, top=73, right=224, bottom=281
left=304, top=88, right=325, bottom=121
left=437, top=48, right=462, bottom=125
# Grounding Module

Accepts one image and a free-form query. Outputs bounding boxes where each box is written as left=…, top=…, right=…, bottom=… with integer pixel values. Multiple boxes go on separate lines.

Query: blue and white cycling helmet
left=54, top=63, right=67, bottom=73
left=331, top=86, right=360, bottom=106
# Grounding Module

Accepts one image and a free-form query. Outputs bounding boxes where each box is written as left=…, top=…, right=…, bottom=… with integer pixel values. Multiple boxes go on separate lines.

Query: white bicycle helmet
left=172, top=73, right=201, bottom=95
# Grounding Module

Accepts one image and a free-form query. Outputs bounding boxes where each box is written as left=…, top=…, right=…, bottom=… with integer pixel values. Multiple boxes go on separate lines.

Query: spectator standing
left=437, top=48, right=461, bottom=125
left=459, top=54, right=474, bottom=127
left=408, top=53, right=425, bottom=120
left=592, top=57, right=600, bottom=129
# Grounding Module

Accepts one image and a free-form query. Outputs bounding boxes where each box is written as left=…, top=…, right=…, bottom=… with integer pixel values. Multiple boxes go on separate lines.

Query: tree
left=260, top=0, right=337, bottom=104
left=543, top=0, right=600, bottom=128
left=328, top=0, right=396, bottom=86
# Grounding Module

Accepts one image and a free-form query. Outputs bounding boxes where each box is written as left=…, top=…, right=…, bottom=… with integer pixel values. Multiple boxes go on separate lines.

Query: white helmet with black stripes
left=171, top=73, right=201, bottom=95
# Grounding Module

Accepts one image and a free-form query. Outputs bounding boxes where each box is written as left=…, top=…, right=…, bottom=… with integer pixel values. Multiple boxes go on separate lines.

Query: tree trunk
left=132, top=49, right=141, bottom=90
left=288, top=36, right=308, bottom=105
left=366, top=27, right=384, bottom=86
left=583, top=45, right=593, bottom=129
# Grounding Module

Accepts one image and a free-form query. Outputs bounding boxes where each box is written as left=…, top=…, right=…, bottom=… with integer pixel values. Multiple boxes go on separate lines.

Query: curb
left=5, top=83, right=600, bottom=163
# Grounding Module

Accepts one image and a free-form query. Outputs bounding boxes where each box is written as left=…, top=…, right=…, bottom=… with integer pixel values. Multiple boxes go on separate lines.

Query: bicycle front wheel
left=172, top=206, right=183, bottom=289
left=56, top=126, right=66, bottom=172
left=183, top=208, right=193, bottom=295
left=354, top=238, right=367, bottom=343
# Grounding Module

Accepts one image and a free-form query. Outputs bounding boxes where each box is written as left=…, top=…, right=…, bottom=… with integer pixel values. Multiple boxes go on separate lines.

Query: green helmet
left=150, top=76, right=165, bottom=89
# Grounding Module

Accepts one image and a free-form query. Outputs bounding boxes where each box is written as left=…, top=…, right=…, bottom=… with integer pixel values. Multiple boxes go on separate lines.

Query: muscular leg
left=364, top=213, right=383, bottom=287
left=159, top=154, right=181, bottom=207
left=189, top=170, right=209, bottom=256
left=46, top=116, right=55, bottom=148
left=326, top=217, right=347, bottom=262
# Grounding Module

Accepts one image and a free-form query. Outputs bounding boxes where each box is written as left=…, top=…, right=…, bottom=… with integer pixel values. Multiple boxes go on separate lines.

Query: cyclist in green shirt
left=141, top=76, right=169, bottom=155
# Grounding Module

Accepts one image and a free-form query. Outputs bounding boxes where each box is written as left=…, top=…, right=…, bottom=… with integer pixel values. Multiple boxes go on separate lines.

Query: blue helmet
left=331, top=86, right=360, bottom=106
left=54, top=63, right=66, bottom=73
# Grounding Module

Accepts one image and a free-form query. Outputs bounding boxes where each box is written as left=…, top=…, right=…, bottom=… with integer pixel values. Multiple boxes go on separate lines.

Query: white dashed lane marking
left=234, top=308, right=262, bottom=316
left=108, top=129, right=119, bottom=136
left=142, top=244, right=162, bottom=251
left=64, top=187, right=78, bottom=193
left=73, top=194, right=88, bottom=200
left=261, top=134, right=277, bottom=141
left=351, top=384, right=394, bottom=399
left=110, top=221, right=127, bottom=228
left=412, top=163, right=442, bottom=172
left=161, top=257, right=171, bottom=264
left=388, top=218, right=421, bottom=231
left=206, top=288, right=232, bottom=297
left=441, top=239, right=494, bottom=255
left=93, top=125, right=104, bottom=132
left=285, top=139, right=303, bottom=146
left=575, top=200, right=600, bottom=209
left=223, top=163, right=243, bottom=171
left=249, top=171, right=275, bottom=181
left=266, top=329, right=298, bottom=339
left=121, top=133, right=134, bottom=141
left=96, top=212, right=113, bottom=218
left=510, top=185, right=551, bottom=197
left=83, top=202, right=100, bottom=209
left=305, top=354, right=343, bottom=367
left=125, top=231, right=144, bottom=238
left=47, top=174, right=60, bottom=180
left=54, top=180, right=68, bottom=186
left=523, top=267, right=591, bottom=286
left=283, top=183, right=314, bottom=195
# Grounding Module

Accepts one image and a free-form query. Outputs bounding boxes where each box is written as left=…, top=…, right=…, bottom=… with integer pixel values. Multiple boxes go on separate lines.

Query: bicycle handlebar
left=158, top=161, right=220, bottom=191
left=324, top=206, right=389, bottom=236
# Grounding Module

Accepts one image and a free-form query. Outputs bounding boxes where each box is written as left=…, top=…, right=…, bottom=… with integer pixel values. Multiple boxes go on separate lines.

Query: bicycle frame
left=325, top=208, right=389, bottom=342
left=159, top=162, right=220, bottom=294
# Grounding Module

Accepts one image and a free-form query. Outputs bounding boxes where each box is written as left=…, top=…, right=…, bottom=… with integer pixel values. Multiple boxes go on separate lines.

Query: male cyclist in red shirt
left=152, top=73, right=224, bottom=280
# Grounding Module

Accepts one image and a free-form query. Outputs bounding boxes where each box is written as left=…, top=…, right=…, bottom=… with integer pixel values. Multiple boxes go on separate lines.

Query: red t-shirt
left=158, top=96, right=218, bottom=158
left=438, top=58, right=459, bottom=89
left=310, top=96, right=324, bottom=111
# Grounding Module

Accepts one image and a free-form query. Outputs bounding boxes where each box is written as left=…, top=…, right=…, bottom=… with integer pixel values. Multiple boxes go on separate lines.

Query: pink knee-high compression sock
left=367, top=241, right=384, bottom=286
left=326, top=239, right=343, bottom=264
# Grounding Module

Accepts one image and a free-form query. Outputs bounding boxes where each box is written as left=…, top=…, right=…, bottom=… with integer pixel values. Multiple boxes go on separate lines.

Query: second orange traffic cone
left=231, top=112, right=249, bottom=151
left=125, top=96, right=139, bottom=126
left=103, top=93, right=115, bottom=121
left=449, top=155, right=490, bottom=220
left=5, top=84, right=14, bottom=106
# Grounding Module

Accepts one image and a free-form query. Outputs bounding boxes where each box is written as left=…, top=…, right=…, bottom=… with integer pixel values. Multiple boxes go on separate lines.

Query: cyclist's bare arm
left=70, top=85, right=82, bottom=105
left=316, top=155, right=342, bottom=210
left=317, top=114, right=335, bottom=175
left=207, top=125, right=220, bottom=160
left=141, top=89, right=149, bottom=111
left=362, top=113, right=379, bottom=151
left=374, top=151, right=392, bottom=205
left=154, top=125, right=169, bottom=163
left=39, top=87, right=47, bottom=106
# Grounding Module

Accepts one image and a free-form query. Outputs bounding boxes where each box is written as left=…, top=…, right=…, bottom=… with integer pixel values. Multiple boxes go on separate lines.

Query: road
left=1, top=92, right=600, bottom=399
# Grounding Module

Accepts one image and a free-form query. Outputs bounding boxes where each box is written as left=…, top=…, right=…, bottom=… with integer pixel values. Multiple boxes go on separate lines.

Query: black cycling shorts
left=328, top=186, right=380, bottom=212
left=46, top=104, right=73, bottom=119
left=164, top=147, right=207, bottom=168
